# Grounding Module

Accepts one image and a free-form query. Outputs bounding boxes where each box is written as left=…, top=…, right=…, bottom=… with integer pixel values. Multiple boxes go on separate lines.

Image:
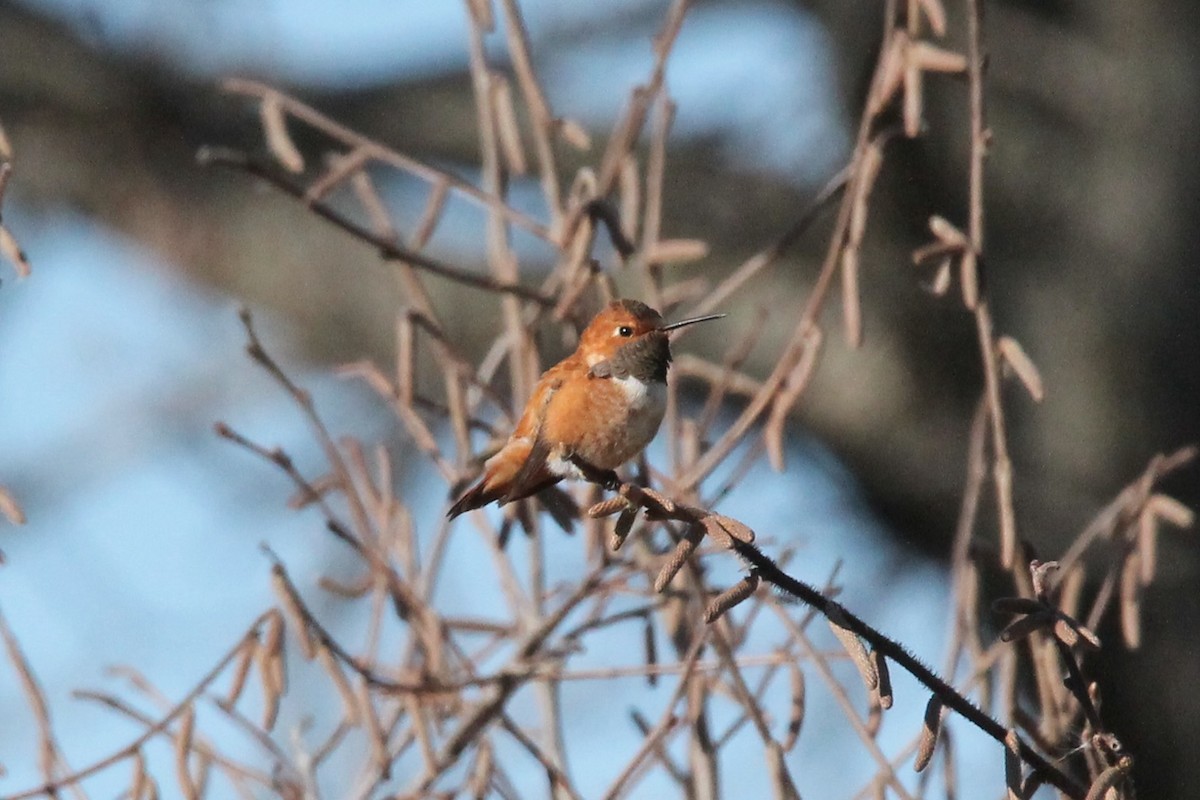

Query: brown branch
left=197, top=147, right=554, bottom=307
left=2, top=616, right=271, bottom=800
left=496, top=0, right=564, bottom=228
left=583, top=198, right=636, bottom=258
left=498, top=713, right=583, bottom=800
left=71, top=690, right=273, bottom=789
left=579, top=473, right=1089, bottom=799
left=738, top=542, right=1085, bottom=798
left=960, top=0, right=1020, bottom=571
left=682, top=164, right=850, bottom=324
left=222, top=79, right=554, bottom=242
left=409, top=568, right=609, bottom=795
left=0, top=608, right=80, bottom=799
left=601, top=636, right=704, bottom=800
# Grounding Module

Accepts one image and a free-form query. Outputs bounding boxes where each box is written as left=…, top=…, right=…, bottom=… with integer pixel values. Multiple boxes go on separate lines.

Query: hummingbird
left=447, top=299, right=723, bottom=519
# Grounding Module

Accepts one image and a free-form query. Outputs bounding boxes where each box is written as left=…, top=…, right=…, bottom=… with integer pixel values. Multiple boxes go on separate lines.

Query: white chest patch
left=546, top=452, right=586, bottom=480
left=614, top=375, right=666, bottom=412
left=616, top=376, right=667, bottom=451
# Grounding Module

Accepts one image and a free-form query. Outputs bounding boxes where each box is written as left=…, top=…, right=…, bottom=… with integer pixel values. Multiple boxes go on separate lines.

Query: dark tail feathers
left=447, top=480, right=503, bottom=519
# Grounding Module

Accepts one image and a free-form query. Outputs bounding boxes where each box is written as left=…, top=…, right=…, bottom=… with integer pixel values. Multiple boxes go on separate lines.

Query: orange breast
left=542, top=373, right=667, bottom=470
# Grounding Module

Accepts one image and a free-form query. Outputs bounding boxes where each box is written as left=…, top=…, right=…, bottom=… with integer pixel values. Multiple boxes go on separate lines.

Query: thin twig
left=2, top=616, right=272, bottom=800
left=197, top=147, right=553, bottom=307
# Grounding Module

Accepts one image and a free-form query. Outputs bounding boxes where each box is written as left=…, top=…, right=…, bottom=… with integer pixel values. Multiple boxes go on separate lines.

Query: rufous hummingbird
left=448, top=299, right=723, bottom=519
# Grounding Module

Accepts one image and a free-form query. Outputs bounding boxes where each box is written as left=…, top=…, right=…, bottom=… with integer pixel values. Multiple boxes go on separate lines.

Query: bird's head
left=579, top=299, right=723, bottom=381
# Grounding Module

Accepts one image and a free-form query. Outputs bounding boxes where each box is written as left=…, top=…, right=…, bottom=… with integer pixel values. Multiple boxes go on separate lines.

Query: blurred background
left=0, top=0, right=1197, bottom=797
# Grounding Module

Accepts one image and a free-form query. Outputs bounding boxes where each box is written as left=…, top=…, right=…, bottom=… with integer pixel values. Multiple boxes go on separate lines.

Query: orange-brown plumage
left=448, top=299, right=721, bottom=519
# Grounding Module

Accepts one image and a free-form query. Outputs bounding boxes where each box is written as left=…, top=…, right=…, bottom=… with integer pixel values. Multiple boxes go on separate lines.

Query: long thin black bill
left=659, top=313, right=726, bottom=332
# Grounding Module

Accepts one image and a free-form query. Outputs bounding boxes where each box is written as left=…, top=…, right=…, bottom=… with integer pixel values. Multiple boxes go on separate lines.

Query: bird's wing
left=513, top=367, right=563, bottom=438
left=501, top=374, right=564, bottom=503
left=447, top=365, right=571, bottom=518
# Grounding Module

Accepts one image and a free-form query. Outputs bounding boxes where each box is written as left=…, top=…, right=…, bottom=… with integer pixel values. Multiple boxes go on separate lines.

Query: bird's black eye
left=618, top=325, right=634, bottom=337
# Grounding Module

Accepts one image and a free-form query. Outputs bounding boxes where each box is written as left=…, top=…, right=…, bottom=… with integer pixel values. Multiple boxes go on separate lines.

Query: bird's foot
left=566, top=454, right=623, bottom=492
